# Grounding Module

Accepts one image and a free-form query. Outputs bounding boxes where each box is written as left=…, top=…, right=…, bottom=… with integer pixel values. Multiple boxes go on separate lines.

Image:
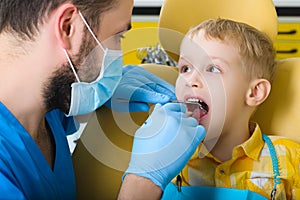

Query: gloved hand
left=105, top=65, right=176, bottom=112
left=123, top=103, right=206, bottom=190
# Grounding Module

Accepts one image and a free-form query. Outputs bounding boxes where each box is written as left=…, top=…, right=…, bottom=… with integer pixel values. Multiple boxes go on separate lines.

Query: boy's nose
left=186, top=72, right=203, bottom=88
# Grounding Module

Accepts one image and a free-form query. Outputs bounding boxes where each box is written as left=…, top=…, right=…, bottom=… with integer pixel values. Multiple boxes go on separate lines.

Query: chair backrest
left=158, top=0, right=278, bottom=61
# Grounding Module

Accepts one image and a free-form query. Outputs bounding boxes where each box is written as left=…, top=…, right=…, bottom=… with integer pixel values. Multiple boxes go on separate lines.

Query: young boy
left=174, top=18, right=300, bottom=199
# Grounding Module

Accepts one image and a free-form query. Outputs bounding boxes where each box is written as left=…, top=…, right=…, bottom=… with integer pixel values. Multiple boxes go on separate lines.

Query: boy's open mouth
left=185, top=97, right=209, bottom=121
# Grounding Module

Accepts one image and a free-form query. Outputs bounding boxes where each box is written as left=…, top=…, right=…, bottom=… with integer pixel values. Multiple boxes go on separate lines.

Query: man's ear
left=246, top=79, right=271, bottom=107
left=53, top=3, right=79, bottom=49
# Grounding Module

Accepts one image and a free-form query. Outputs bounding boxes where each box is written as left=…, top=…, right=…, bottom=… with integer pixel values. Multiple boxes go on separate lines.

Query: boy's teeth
left=187, top=98, right=199, bottom=102
left=187, top=98, right=203, bottom=103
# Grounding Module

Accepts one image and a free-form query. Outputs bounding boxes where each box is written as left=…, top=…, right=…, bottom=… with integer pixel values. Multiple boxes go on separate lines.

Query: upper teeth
left=187, top=98, right=202, bottom=103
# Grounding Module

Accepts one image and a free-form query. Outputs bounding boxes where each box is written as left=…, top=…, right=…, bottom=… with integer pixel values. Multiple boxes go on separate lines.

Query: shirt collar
left=237, top=122, right=265, bottom=160
left=197, top=122, right=265, bottom=162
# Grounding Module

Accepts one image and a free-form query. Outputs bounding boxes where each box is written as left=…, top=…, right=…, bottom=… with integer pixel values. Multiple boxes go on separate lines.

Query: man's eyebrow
left=115, top=23, right=132, bottom=35
left=126, top=23, right=132, bottom=31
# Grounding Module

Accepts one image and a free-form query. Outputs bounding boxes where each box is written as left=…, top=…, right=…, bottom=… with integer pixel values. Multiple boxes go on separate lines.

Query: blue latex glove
left=105, top=65, right=176, bottom=112
left=123, top=103, right=206, bottom=190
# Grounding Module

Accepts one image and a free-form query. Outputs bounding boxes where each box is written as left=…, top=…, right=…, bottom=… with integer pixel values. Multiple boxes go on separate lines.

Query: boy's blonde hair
left=189, top=18, right=277, bottom=82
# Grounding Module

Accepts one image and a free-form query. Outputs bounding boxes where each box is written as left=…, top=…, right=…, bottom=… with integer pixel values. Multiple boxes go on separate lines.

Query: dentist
left=0, top=0, right=205, bottom=199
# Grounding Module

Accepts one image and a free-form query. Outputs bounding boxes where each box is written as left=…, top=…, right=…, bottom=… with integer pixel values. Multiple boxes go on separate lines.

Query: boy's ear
left=246, top=79, right=271, bottom=107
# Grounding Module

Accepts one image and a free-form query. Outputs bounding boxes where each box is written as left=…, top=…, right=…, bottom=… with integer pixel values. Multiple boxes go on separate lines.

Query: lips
left=185, top=97, right=209, bottom=122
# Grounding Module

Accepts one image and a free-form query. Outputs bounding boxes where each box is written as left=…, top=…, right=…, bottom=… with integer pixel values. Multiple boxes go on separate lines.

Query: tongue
left=189, top=107, right=206, bottom=122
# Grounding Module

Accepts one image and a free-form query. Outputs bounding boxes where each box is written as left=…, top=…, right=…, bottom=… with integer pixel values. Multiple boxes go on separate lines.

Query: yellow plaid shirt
left=180, top=123, right=300, bottom=199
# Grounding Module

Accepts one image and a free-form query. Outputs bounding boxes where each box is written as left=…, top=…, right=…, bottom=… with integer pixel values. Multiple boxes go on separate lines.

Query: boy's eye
left=207, top=65, right=221, bottom=73
left=179, top=65, right=191, bottom=73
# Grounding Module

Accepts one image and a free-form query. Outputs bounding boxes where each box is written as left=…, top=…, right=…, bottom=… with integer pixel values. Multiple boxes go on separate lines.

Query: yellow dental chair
left=72, top=0, right=300, bottom=199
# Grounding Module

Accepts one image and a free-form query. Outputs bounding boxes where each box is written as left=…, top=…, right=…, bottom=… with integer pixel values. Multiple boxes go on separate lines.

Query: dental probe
left=170, top=100, right=208, bottom=114
left=116, top=98, right=208, bottom=114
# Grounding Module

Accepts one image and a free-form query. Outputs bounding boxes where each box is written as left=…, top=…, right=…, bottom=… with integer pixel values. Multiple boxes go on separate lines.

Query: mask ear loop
left=78, top=11, right=105, bottom=52
left=63, top=49, right=81, bottom=82
left=78, top=10, right=107, bottom=80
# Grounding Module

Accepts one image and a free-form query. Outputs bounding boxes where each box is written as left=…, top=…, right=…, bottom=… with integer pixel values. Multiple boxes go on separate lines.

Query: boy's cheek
left=175, top=77, right=184, bottom=99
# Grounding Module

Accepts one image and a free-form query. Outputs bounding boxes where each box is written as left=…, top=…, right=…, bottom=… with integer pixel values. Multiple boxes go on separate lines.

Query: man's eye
left=113, top=34, right=125, bottom=44
left=207, top=65, right=221, bottom=73
left=119, top=34, right=125, bottom=39
left=179, top=65, right=191, bottom=73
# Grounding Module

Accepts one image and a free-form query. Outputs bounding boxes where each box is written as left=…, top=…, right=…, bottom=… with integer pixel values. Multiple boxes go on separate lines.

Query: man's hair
left=0, top=0, right=118, bottom=40
left=189, top=18, right=277, bottom=82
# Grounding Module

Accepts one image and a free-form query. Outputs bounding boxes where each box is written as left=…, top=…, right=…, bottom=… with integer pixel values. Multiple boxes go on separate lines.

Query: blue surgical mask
left=64, top=11, right=123, bottom=116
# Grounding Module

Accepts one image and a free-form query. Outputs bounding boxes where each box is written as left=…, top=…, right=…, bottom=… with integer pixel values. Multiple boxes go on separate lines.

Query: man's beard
left=43, top=64, right=75, bottom=114
left=42, top=33, right=96, bottom=114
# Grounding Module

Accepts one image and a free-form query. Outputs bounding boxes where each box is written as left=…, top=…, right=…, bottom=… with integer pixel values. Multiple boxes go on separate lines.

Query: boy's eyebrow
left=210, top=56, right=230, bottom=66
left=178, top=56, right=197, bottom=66
left=178, top=56, right=190, bottom=63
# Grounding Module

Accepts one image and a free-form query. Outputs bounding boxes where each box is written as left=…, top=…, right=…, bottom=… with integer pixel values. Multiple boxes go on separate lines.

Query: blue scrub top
left=0, top=102, right=77, bottom=199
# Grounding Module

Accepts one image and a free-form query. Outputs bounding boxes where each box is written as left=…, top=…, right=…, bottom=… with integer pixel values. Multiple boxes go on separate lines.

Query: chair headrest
left=158, top=0, right=278, bottom=61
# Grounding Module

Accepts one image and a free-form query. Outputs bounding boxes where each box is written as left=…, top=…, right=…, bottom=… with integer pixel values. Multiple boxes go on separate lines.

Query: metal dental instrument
left=171, top=100, right=208, bottom=114
left=116, top=98, right=207, bottom=114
